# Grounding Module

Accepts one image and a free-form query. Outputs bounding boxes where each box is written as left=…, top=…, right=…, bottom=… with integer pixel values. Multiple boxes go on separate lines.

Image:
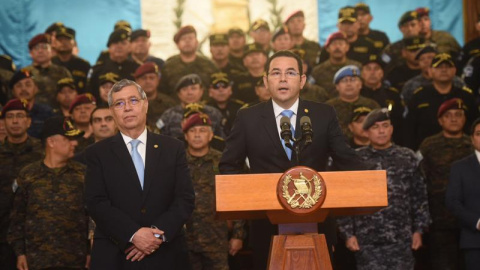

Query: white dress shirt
left=272, top=99, right=299, bottom=141
left=121, top=128, right=147, bottom=167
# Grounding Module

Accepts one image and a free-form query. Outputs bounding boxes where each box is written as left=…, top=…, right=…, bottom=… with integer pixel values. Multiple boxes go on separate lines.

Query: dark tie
left=130, top=139, right=144, bottom=189
left=281, top=110, right=295, bottom=160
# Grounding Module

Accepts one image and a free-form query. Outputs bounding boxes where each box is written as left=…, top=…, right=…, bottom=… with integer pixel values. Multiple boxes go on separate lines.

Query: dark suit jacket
left=85, top=131, right=195, bottom=269
left=219, top=99, right=369, bottom=269
left=446, top=154, right=480, bottom=249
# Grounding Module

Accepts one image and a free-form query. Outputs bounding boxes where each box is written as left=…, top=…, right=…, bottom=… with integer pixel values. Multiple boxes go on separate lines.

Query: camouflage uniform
left=186, top=149, right=246, bottom=270
left=75, top=136, right=95, bottom=154
left=418, top=133, right=473, bottom=270
left=147, top=93, right=177, bottom=131
left=401, top=75, right=465, bottom=105
left=157, top=105, right=225, bottom=139
left=310, top=59, right=362, bottom=97
left=325, top=96, right=380, bottom=140
left=52, top=55, right=91, bottom=93
left=0, top=137, right=43, bottom=268
left=7, top=160, right=89, bottom=269
left=429, top=30, right=461, bottom=58
left=295, top=39, right=321, bottom=72
left=300, top=83, right=329, bottom=103
left=337, top=144, right=430, bottom=270
left=23, top=64, right=72, bottom=106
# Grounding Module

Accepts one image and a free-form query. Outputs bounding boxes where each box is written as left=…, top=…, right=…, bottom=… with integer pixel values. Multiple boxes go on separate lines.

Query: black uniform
left=362, top=29, right=390, bottom=52
left=319, top=35, right=378, bottom=65
left=207, top=99, right=244, bottom=136
left=459, top=37, right=480, bottom=71
left=461, top=54, right=480, bottom=103
left=386, top=63, right=421, bottom=91
left=52, top=55, right=91, bottom=93
left=231, top=72, right=263, bottom=104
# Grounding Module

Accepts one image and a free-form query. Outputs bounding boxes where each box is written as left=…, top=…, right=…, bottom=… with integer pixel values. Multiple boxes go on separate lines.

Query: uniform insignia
left=461, top=86, right=473, bottom=94
left=418, top=103, right=429, bottom=108
left=154, top=144, right=158, bottom=148
left=282, top=172, right=322, bottom=209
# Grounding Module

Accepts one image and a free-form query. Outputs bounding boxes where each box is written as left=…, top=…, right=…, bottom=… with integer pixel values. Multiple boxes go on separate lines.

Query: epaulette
left=240, top=103, right=250, bottom=110
left=213, top=135, right=224, bottom=142
left=413, top=87, right=424, bottom=95
left=388, top=87, right=399, bottom=93
left=94, top=60, right=104, bottom=66
left=231, top=98, right=245, bottom=105
left=462, top=86, right=473, bottom=94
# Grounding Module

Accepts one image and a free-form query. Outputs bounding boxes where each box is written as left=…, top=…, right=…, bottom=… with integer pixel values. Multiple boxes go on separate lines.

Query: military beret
left=351, top=106, right=372, bottom=123
left=325, top=31, right=347, bottom=48
left=98, top=72, right=120, bottom=85
left=55, top=26, right=75, bottom=40
left=284, top=10, right=304, bottom=24
left=243, top=42, right=266, bottom=57
left=107, top=27, right=131, bottom=47
left=398, top=10, right=418, bottom=27
left=363, top=108, right=391, bottom=130
left=69, top=93, right=96, bottom=113
left=437, top=98, right=465, bottom=118
left=175, top=74, right=202, bottom=92
left=364, top=54, right=386, bottom=69
left=403, top=36, right=426, bottom=51
left=134, top=62, right=160, bottom=79
left=42, top=116, right=84, bottom=141
left=114, top=20, right=131, bottom=31
left=9, top=69, right=34, bottom=89
left=354, top=3, right=370, bottom=14
left=272, top=26, right=289, bottom=42
left=415, top=44, right=437, bottom=60
left=0, top=55, right=16, bottom=73
left=415, top=7, right=430, bottom=18
left=210, top=72, right=230, bottom=86
left=338, top=6, right=357, bottom=23
left=333, top=65, right=360, bottom=84
left=131, top=29, right=150, bottom=41
left=0, top=99, right=29, bottom=119
left=28, top=34, right=50, bottom=50
left=228, top=27, right=245, bottom=37
left=183, top=103, right=205, bottom=119
left=174, top=25, right=196, bottom=43
left=209, top=34, right=228, bottom=46
left=182, top=112, right=212, bottom=133
left=57, top=78, right=76, bottom=92
left=431, top=53, right=455, bottom=68
left=250, top=19, right=270, bottom=31
left=45, top=22, right=64, bottom=34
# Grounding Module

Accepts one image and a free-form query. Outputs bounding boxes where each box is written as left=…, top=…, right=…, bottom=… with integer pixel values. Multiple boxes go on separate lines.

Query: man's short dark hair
left=470, top=117, right=480, bottom=135
left=265, top=50, right=303, bottom=76
left=89, top=105, right=110, bottom=124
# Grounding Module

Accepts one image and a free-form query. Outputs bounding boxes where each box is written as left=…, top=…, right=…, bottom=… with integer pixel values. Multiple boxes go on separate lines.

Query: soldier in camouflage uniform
left=159, top=25, right=219, bottom=98
left=182, top=113, right=245, bottom=270
left=290, top=49, right=329, bottom=103
left=69, top=94, right=96, bottom=153
left=0, top=55, right=15, bottom=104
left=0, top=99, right=44, bottom=269
left=130, top=29, right=165, bottom=69
left=337, top=108, right=430, bottom=270
left=418, top=98, right=474, bottom=270
left=7, top=116, right=89, bottom=270
left=326, top=66, right=379, bottom=141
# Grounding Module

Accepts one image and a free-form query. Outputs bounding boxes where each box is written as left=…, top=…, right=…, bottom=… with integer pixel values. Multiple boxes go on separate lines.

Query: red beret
left=28, top=34, right=50, bottom=50
left=437, top=98, right=465, bottom=118
left=415, top=7, right=430, bottom=18
left=0, top=99, right=29, bottom=118
left=325, top=31, right=347, bottom=48
left=69, top=93, right=96, bottom=113
left=284, top=10, right=304, bottom=24
left=182, top=112, right=212, bottom=133
left=134, top=62, right=160, bottom=79
left=174, top=25, right=196, bottom=43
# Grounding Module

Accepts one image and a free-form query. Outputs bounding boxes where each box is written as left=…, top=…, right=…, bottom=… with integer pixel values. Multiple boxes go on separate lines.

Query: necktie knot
left=131, top=139, right=140, bottom=149
left=281, top=109, right=294, bottom=119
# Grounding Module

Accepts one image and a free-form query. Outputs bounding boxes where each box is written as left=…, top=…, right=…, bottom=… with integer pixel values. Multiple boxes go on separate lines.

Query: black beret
left=131, top=29, right=150, bottom=41
left=363, top=108, right=391, bottom=130
left=55, top=26, right=76, bottom=40
left=398, top=10, right=418, bottom=27
left=107, top=28, right=131, bottom=47
left=9, top=69, right=34, bottom=89
left=42, top=116, right=84, bottom=140
left=175, top=74, right=202, bottom=92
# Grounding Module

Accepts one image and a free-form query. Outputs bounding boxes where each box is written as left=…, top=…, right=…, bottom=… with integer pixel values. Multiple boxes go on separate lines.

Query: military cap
left=183, top=103, right=205, bottom=118
left=0, top=55, right=16, bottom=72
left=98, top=72, right=120, bottom=85
left=437, top=98, right=465, bottom=118
left=228, top=27, right=246, bottom=37
left=210, top=72, right=230, bottom=86
left=107, top=27, right=131, bottom=47
left=57, top=78, right=76, bottom=92
left=284, top=10, right=304, bottom=24
left=134, top=62, right=160, bottom=79
left=333, top=65, right=361, bottom=84
left=363, top=108, right=390, bottom=130
left=69, top=93, right=96, bottom=113
left=338, top=6, right=357, bottom=23
left=131, top=29, right=150, bottom=41
left=415, top=44, right=437, bottom=60
left=398, top=10, right=418, bottom=27
left=431, top=53, right=455, bottom=68
left=114, top=20, right=131, bottom=31
left=415, top=7, right=430, bottom=18
left=250, top=19, right=270, bottom=31
left=209, top=33, right=228, bottom=45
left=243, top=42, right=266, bottom=57
left=45, top=22, right=64, bottom=34
left=354, top=3, right=371, bottom=14
left=9, top=69, right=34, bottom=89
left=351, top=106, right=372, bottom=123
left=403, top=36, right=426, bottom=51
left=182, top=112, right=212, bottom=132
left=28, top=34, right=50, bottom=50
left=174, top=25, right=196, bottom=43
left=364, top=54, right=386, bottom=69
left=42, top=116, right=84, bottom=140
left=0, top=99, right=29, bottom=119
left=55, top=26, right=75, bottom=40
left=325, top=31, right=347, bottom=48
left=272, top=26, right=289, bottom=42
left=175, top=74, right=202, bottom=92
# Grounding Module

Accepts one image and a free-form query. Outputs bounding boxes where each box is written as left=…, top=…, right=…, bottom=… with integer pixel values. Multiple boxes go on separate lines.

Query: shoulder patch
left=462, top=86, right=473, bottom=94
left=413, top=87, right=424, bottom=95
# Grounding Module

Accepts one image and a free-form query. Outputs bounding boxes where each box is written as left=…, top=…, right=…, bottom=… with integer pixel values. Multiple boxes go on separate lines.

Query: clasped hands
left=125, top=227, right=164, bottom=262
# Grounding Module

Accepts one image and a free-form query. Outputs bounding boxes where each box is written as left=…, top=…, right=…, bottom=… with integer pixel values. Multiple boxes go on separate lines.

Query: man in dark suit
left=219, top=50, right=369, bottom=269
left=85, top=79, right=195, bottom=269
left=446, top=118, right=480, bottom=270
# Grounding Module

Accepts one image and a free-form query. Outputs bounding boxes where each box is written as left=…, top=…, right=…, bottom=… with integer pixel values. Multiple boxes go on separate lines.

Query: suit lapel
left=142, top=132, right=160, bottom=203
left=110, top=133, right=143, bottom=193
left=295, top=99, right=307, bottom=139
left=468, top=154, right=480, bottom=176
left=262, top=100, right=288, bottom=160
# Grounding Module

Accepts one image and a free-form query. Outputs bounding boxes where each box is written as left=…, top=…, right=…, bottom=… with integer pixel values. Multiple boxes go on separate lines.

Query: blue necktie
left=280, top=110, right=295, bottom=160
left=130, top=139, right=144, bottom=189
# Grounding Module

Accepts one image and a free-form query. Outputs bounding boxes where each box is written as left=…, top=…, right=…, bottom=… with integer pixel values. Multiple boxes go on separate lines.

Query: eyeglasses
left=5, top=113, right=27, bottom=120
left=268, top=70, right=300, bottom=79
left=212, top=83, right=230, bottom=90
left=112, top=97, right=143, bottom=110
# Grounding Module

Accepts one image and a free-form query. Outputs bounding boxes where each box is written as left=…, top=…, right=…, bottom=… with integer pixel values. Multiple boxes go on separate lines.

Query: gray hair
left=107, top=79, right=147, bottom=106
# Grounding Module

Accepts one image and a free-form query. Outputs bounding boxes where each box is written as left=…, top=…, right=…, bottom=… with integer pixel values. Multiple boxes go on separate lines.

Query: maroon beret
left=437, top=98, right=465, bottom=118
left=174, top=25, right=196, bottom=43
left=134, top=62, right=160, bottom=79
left=28, top=34, right=50, bottom=50
left=0, top=99, right=30, bottom=118
left=284, top=10, right=304, bottom=24
left=325, top=31, right=347, bottom=48
left=415, top=7, right=430, bottom=18
left=182, top=112, right=212, bottom=133
left=69, top=93, right=96, bottom=113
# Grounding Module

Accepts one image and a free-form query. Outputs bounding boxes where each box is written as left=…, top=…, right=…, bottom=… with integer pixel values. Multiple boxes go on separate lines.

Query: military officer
left=130, top=29, right=165, bottom=69
left=69, top=93, right=97, bottom=152
left=354, top=3, right=390, bottom=52
left=209, top=33, right=244, bottom=79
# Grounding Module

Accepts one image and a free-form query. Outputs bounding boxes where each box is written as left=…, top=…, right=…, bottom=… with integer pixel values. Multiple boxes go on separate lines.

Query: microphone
left=280, top=116, right=293, bottom=147
left=300, top=116, right=313, bottom=145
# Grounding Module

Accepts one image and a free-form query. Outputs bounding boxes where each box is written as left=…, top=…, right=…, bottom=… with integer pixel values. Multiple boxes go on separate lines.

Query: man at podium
left=220, top=50, right=371, bottom=269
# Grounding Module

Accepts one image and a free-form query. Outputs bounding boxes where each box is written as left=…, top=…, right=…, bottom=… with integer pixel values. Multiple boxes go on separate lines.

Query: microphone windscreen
left=280, top=116, right=291, bottom=127
left=300, top=116, right=311, bottom=126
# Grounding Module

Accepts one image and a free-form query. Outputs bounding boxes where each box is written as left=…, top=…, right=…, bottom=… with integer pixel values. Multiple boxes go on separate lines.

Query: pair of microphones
left=280, top=115, right=313, bottom=149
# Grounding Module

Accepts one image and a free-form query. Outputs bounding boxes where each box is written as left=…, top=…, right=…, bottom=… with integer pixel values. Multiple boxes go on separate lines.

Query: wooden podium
left=216, top=170, right=387, bottom=270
